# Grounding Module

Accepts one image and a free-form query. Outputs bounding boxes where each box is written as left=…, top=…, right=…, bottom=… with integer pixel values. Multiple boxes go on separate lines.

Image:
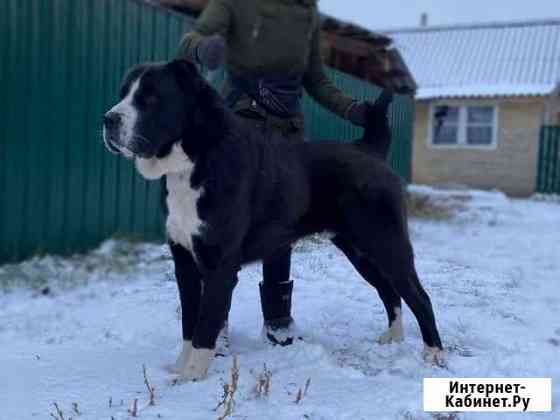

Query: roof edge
left=417, top=93, right=552, bottom=101
left=415, top=83, right=558, bottom=100
left=380, top=17, right=560, bottom=35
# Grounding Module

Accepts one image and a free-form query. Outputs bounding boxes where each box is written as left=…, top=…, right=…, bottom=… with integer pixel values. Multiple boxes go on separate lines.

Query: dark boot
left=260, top=247, right=295, bottom=346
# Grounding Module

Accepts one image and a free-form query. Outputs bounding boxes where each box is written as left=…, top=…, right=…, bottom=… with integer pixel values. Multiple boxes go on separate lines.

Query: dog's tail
left=360, top=90, right=394, bottom=161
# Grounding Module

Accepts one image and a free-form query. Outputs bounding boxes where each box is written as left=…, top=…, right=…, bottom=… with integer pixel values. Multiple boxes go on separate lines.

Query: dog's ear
left=169, top=59, right=228, bottom=138
left=168, top=59, right=206, bottom=97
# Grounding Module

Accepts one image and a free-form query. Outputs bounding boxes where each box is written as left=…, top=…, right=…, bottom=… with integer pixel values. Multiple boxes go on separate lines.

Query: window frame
left=428, top=103, right=499, bottom=150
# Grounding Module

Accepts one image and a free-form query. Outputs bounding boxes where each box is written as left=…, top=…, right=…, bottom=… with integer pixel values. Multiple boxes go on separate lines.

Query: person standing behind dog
left=177, top=0, right=373, bottom=348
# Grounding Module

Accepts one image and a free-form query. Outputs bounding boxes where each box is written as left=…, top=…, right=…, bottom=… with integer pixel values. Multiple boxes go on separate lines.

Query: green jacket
left=177, top=0, right=355, bottom=119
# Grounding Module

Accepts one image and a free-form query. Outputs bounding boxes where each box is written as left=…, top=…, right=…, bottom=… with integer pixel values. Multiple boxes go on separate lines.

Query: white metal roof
left=384, top=19, right=560, bottom=100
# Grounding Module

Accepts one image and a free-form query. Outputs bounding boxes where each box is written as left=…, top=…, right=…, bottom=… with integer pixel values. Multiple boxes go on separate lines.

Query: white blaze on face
left=106, top=79, right=140, bottom=155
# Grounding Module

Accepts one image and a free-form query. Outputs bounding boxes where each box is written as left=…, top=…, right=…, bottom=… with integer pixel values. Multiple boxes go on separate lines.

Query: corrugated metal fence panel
left=0, top=0, right=193, bottom=263
left=0, top=0, right=413, bottom=264
left=537, top=126, right=560, bottom=194
left=303, top=68, right=413, bottom=181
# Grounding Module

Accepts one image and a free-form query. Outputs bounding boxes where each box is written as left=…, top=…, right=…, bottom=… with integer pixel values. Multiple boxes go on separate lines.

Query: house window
left=431, top=105, right=497, bottom=147
left=433, top=106, right=459, bottom=145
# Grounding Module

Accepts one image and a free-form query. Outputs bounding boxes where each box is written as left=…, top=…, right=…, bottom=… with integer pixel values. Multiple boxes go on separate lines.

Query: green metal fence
left=302, top=69, right=414, bottom=181
left=0, top=0, right=413, bottom=264
left=537, top=126, right=560, bottom=194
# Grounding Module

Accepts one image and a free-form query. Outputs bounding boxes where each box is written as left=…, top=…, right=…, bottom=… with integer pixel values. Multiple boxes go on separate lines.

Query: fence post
left=537, top=127, right=544, bottom=193
left=552, top=128, right=560, bottom=194
left=537, top=126, right=560, bottom=195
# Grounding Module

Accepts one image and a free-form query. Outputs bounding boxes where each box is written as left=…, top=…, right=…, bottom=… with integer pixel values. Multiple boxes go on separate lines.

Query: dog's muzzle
left=103, top=112, right=125, bottom=154
left=102, top=112, right=153, bottom=158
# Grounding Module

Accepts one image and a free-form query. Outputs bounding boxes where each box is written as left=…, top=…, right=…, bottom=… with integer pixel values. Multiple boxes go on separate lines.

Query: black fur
left=105, top=60, right=443, bottom=355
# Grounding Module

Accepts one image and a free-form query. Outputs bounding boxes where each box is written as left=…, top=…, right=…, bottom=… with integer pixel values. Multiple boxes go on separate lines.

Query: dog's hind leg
left=331, top=234, right=404, bottom=344
left=169, top=243, right=203, bottom=374
left=366, top=235, right=444, bottom=365
left=338, top=191, right=444, bottom=365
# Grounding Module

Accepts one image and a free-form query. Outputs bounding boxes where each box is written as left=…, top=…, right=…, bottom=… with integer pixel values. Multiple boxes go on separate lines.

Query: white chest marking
left=166, top=169, right=205, bottom=253
left=135, top=142, right=191, bottom=180
left=134, top=142, right=205, bottom=253
left=107, top=80, right=140, bottom=151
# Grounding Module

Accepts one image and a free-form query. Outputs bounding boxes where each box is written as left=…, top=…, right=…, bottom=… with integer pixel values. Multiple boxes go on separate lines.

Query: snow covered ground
left=1, top=187, right=558, bottom=420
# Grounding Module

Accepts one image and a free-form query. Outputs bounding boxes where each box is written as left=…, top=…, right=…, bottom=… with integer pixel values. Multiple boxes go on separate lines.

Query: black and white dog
left=103, top=60, right=444, bottom=381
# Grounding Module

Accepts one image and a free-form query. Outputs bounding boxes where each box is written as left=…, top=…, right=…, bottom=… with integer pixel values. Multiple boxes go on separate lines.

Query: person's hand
left=196, top=34, right=226, bottom=70
left=347, top=101, right=370, bottom=127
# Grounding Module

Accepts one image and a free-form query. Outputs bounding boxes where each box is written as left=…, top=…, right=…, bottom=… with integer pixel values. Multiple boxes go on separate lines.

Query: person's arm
left=303, top=25, right=358, bottom=120
left=177, top=0, right=232, bottom=65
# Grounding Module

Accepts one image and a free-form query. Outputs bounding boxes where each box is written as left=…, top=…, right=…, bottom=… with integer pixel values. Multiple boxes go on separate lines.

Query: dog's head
left=103, top=60, right=222, bottom=170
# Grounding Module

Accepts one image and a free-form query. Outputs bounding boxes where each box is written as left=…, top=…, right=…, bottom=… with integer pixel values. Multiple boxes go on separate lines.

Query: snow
left=1, top=187, right=559, bottom=420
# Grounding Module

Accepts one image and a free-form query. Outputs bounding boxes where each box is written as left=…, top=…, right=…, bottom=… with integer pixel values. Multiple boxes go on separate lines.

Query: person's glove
left=195, top=34, right=226, bottom=70
left=346, top=101, right=370, bottom=126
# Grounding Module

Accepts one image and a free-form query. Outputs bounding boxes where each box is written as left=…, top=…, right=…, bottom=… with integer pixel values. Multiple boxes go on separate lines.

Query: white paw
left=169, top=340, right=192, bottom=374
left=423, top=345, right=447, bottom=367
left=175, top=347, right=216, bottom=381
left=215, top=323, right=230, bottom=357
left=376, top=325, right=404, bottom=344
left=376, top=308, right=404, bottom=345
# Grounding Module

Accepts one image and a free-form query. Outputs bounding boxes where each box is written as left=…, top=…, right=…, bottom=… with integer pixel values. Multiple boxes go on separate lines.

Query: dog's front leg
left=177, top=259, right=239, bottom=381
left=169, top=243, right=202, bottom=374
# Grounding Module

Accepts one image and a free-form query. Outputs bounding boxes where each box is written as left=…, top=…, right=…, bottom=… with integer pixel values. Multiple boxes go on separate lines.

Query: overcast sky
left=319, top=0, right=560, bottom=31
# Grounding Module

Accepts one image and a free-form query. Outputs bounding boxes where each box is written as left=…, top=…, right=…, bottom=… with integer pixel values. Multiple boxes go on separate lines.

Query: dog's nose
left=103, top=112, right=121, bottom=129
